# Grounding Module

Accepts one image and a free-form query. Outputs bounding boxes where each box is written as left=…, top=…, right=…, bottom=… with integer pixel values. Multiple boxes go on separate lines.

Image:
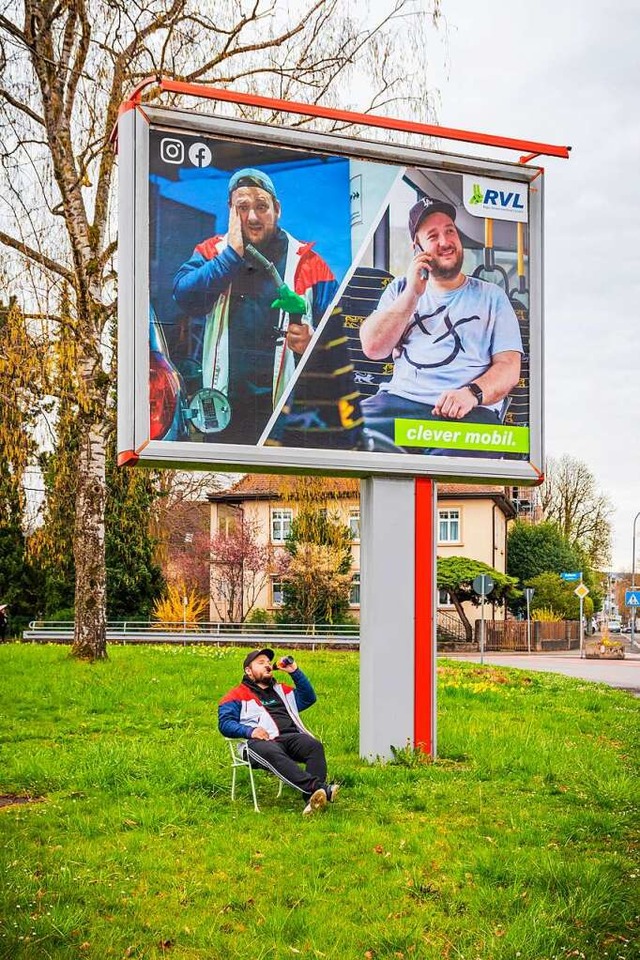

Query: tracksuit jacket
left=218, top=669, right=316, bottom=740
left=173, top=231, right=338, bottom=407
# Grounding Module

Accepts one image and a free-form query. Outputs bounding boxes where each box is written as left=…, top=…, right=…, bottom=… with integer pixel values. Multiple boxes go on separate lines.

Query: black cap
left=243, top=648, right=275, bottom=670
left=409, top=196, right=457, bottom=240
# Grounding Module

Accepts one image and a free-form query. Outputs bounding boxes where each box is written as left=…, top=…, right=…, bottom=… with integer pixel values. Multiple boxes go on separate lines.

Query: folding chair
left=225, top=738, right=282, bottom=813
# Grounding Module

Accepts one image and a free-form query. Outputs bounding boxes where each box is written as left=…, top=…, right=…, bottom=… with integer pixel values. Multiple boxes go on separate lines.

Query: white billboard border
left=118, top=104, right=544, bottom=483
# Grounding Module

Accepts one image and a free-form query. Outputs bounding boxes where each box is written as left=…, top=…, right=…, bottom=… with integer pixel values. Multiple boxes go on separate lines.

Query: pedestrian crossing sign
left=625, top=590, right=640, bottom=606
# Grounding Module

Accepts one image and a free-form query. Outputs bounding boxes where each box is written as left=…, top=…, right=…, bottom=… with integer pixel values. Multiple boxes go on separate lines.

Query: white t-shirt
left=377, top=275, right=523, bottom=413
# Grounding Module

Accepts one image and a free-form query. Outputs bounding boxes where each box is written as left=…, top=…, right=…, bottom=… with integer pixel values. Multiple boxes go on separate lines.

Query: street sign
left=625, top=590, right=640, bottom=606
left=524, top=587, right=535, bottom=602
left=574, top=583, right=589, bottom=600
left=473, top=574, right=494, bottom=596
left=561, top=572, right=582, bottom=582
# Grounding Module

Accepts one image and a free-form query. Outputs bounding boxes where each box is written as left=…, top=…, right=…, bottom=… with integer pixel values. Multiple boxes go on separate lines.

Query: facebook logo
left=188, top=142, right=212, bottom=168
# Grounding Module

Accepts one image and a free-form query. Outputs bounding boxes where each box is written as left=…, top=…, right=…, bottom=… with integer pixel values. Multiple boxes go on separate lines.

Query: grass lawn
left=0, top=643, right=638, bottom=960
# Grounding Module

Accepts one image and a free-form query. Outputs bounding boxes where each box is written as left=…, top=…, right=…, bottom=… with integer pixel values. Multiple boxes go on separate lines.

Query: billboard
left=118, top=104, right=543, bottom=482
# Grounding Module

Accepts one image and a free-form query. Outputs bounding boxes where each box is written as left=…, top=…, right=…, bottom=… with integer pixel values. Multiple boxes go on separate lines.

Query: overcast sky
left=425, top=0, right=640, bottom=570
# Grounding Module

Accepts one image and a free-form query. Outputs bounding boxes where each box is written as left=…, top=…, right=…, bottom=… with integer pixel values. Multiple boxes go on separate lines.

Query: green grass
left=0, top=644, right=638, bottom=960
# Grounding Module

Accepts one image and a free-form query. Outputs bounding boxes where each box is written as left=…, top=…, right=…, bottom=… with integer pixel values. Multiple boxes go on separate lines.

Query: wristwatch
left=465, top=382, right=483, bottom=405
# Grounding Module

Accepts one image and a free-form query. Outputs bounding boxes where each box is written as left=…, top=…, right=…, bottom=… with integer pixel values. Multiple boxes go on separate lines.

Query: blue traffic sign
left=561, top=571, right=582, bottom=582
left=625, top=590, right=640, bottom=607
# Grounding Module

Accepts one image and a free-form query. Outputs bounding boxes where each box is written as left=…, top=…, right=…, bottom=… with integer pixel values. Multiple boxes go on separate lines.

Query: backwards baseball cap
left=243, top=648, right=275, bottom=670
left=228, top=168, right=277, bottom=199
left=409, top=196, right=457, bottom=240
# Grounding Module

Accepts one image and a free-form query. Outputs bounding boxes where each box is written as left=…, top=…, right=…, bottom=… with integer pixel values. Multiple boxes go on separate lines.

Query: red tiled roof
left=438, top=483, right=506, bottom=495
left=208, top=473, right=360, bottom=501
left=209, top=475, right=515, bottom=516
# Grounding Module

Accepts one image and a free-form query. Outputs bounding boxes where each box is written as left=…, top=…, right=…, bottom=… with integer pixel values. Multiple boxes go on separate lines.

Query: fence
left=22, top=618, right=581, bottom=653
left=479, top=619, right=581, bottom=652
left=22, top=620, right=360, bottom=649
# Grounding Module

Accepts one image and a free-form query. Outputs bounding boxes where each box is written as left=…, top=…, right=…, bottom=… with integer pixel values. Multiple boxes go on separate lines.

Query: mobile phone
left=414, top=242, right=429, bottom=281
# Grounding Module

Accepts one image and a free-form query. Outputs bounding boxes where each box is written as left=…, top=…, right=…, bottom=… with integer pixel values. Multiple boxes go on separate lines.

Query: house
left=208, top=475, right=516, bottom=623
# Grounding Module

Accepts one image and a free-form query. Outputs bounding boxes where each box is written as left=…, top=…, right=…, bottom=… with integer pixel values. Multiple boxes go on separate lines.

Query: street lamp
left=631, top=511, right=640, bottom=645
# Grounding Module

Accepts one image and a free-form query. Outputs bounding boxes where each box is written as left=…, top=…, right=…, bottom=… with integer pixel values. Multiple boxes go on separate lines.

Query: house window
left=271, top=578, right=285, bottom=607
left=438, top=508, right=460, bottom=543
left=349, top=508, right=360, bottom=542
left=350, top=573, right=361, bottom=607
left=271, top=508, right=293, bottom=543
left=438, top=589, right=453, bottom=607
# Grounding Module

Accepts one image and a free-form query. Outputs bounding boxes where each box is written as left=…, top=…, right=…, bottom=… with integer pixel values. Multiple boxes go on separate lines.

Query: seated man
left=218, top=648, right=339, bottom=815
left=359, top=196, right=523, bottom=456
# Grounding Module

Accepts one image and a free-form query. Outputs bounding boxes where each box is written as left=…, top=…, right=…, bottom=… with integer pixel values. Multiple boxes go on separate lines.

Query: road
left=443, top=650, right=640, bottom=695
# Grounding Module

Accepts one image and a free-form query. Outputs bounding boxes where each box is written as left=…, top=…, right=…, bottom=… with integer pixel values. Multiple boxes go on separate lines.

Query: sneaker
left=326, top=783, right=340, bottom=803
left=302, top=788, right=328, bottom=816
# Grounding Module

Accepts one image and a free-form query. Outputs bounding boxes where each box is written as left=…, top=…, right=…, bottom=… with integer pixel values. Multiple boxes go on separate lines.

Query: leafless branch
left=0, top=86, right=44, bottom=125
left=0, top=229, right=75, bottom=284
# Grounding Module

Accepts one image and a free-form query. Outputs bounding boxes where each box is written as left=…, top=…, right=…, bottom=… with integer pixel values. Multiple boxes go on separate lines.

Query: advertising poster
left=266, top=167, right=531, bottom=460
left=119, top=106, right=542, bottom=480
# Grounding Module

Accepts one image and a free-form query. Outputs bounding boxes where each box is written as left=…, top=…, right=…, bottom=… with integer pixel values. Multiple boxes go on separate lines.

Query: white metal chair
left=225, top=738, right=282, bottom=813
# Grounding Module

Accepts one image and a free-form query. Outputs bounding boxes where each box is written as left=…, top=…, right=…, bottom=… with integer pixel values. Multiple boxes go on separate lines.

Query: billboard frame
left=118, top=100, right=549, bottom=483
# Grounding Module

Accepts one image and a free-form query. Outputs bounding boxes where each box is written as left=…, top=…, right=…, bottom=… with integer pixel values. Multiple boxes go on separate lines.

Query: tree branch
left=0, top=86, right=44, bottom=126
left=0, top=230, right=74, bottom=284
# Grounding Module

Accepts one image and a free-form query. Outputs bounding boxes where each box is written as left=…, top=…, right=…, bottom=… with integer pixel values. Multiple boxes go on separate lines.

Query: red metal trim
left=152, top=77, right=570, bottom=160
left=414, top=477, right=435, bottom=755
left=117, top=449, right=140, bottom=467
left=110, top=77, right=160, bottom=146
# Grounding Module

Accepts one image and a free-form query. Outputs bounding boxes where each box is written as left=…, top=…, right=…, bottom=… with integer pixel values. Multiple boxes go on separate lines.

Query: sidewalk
left=442, top=649, right=640, bottom=695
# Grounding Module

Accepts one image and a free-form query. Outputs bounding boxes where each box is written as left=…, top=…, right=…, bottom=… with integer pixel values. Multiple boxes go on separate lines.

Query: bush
left=48, top=606, right=75, bottom=621
left=245, top=607, right=273, bottom=624
left=531, top=606, right=562, bottom=622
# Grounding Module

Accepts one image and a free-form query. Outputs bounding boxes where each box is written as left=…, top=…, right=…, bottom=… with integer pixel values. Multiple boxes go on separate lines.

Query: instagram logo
left=160, top=138, right=184, bottom=164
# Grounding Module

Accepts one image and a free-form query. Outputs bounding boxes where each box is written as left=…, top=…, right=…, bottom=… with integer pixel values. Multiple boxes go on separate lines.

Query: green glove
left=271, top=284, right=307, bottom=315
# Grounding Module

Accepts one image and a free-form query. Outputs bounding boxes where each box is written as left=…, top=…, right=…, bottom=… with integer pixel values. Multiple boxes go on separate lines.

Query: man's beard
left=242, top=225, right=278, bottom=251
left=429, top=246, right=464, bottom=280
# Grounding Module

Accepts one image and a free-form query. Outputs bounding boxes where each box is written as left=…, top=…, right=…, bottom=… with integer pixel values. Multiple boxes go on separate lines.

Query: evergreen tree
left=437, top=556, right=520, bottom=643
left=28, top=308, right=79, bottom=618
left=507, top=520, right=602, bottom=615
left=105, top=434, right=164, bottom=620
left=0, top=299, right=44, bottom=628
left=507, top=520, right=583, bottom=584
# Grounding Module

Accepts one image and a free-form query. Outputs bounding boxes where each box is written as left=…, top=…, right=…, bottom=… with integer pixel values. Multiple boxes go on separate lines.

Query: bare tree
left=210, top=517, right=273, bottom=622
left=0, top=0, right=443, bottom=659
left=539, top=455, right=613, bottom=568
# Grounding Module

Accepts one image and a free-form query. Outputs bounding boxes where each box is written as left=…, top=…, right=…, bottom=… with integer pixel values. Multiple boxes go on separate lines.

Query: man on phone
left=359, top=196, right=523, bottom=455
left=218, top=648, right=339, bottom=815
left=174, top=168, right=337, bottom=444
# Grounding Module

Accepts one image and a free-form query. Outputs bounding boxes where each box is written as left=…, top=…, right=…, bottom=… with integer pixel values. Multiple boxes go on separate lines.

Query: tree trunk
left=451, top=593, right=474, bottom=643
left=72, top=421, right=107, bottom=660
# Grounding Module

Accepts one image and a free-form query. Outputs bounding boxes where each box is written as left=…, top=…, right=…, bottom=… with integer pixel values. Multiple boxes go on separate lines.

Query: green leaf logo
left=469, top=183, right=484, bottom=205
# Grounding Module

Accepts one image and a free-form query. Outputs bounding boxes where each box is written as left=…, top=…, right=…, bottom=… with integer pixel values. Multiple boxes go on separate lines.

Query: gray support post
left=360, top=476, right=416, bottom=760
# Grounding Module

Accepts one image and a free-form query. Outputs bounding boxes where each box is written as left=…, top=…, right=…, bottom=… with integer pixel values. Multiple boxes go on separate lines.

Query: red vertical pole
left=414, top=477, right=436, bottom=755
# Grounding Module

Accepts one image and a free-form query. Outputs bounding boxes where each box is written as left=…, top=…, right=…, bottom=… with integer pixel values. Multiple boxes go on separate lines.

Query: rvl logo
left=469, top=182, right=525, bottom=211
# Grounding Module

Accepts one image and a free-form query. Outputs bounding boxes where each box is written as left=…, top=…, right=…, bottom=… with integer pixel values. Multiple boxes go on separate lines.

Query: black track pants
left=245, top=732, right=328, bottom=800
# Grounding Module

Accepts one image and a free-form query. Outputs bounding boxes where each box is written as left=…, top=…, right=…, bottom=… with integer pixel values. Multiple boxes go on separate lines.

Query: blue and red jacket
left=218, top=669, right=317, bottom=740
left=173, top=231, right=337, bottom=323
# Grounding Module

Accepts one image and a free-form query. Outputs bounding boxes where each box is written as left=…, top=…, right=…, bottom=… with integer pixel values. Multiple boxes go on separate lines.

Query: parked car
left=607, top=619, right=622, bottom=634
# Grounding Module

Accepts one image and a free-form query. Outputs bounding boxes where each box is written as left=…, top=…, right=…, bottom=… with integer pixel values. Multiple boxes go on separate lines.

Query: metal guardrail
left=23, top=620, right=360, bottom=648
